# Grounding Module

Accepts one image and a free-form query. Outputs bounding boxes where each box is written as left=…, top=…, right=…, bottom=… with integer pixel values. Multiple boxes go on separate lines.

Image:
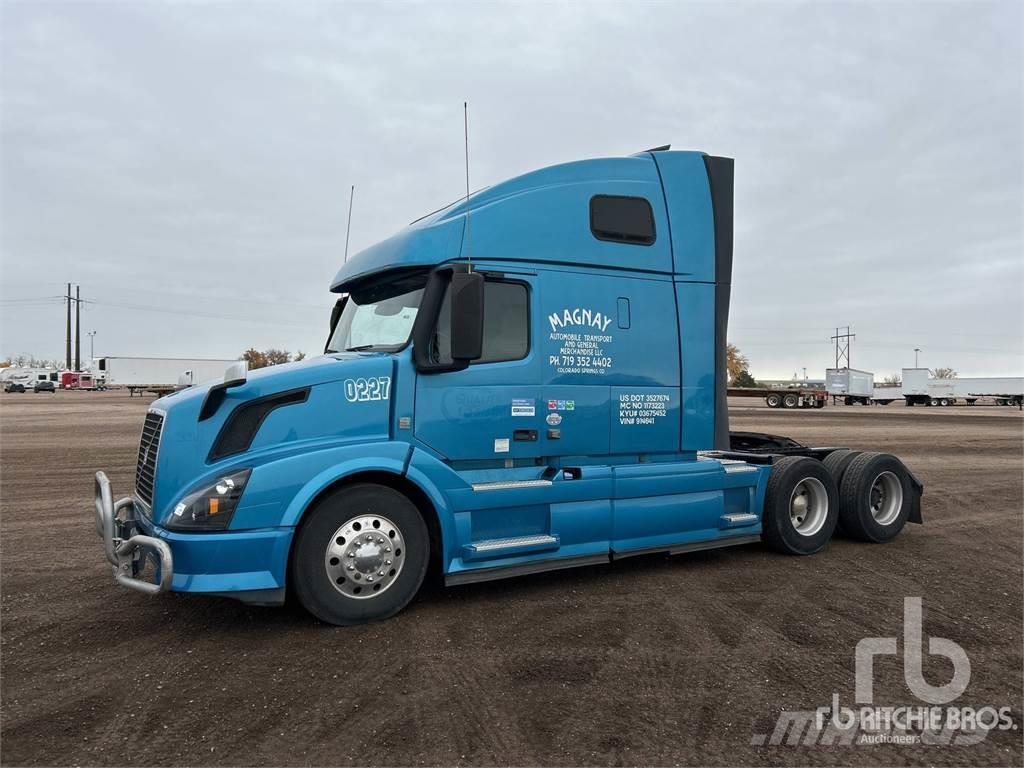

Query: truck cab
left=94, top=149, right=922, bottom=624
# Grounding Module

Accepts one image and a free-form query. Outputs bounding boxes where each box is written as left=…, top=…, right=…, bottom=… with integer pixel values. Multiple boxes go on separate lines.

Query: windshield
left=326, top=283, right=424, bottom=353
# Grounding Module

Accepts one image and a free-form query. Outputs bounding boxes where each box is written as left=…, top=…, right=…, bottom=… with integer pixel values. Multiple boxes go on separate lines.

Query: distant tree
left=242, top=348, right=269, bottom=370
left=931, top=367, right=957, bottom=379
left=0, top=359, right=10, bottom=368
left=882, top=373, right=902, bottom=386
left=726, top=343, right=750, bottom=385
left=733, top=369, right=757, bottom=388
left=264, top=349, right=291, bottom=366
left=241, top=348, right=306, bottom=369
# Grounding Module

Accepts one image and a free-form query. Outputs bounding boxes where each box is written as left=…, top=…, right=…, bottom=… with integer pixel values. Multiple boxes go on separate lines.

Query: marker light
left=166, top=469, right=251, bottom=531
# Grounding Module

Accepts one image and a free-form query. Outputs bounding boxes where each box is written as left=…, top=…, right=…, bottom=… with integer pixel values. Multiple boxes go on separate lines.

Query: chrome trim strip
left=467, top=534, right=558, bottom=553
left=471, top=479, right=554, bottom=492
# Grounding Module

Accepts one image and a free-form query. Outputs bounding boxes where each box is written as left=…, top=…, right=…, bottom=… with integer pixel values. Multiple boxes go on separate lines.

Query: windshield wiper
left=344, top=344, right=376, bottom=352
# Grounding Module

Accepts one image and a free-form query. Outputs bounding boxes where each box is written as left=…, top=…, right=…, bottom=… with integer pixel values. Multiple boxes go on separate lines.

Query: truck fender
left=279, top=455, right=410, bottom=529
left=278, top=451, right=458, bottom=563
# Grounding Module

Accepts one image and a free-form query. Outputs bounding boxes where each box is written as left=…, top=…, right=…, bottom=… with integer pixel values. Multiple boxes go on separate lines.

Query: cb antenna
left=343, top=184, right=355, bottom=262
left=464, top=101, right=472, bottom=272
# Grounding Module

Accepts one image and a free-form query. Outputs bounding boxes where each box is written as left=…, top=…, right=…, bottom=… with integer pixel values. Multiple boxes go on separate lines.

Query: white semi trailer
left=825, top=367, right=875, bottom=405
left=889, top=368, right=1023, bottom=406
left=95, top=357, right=238, bottom=393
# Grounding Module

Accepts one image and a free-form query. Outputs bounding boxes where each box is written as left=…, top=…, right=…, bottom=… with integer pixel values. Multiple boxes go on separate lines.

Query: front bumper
left=94, top=471, right=173, bottom=594
left=94, top=471, right=292, bottom=602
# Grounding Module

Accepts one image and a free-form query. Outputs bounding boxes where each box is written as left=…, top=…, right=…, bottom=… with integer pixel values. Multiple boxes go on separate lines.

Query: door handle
left=513, top=429, right=537, bottom=442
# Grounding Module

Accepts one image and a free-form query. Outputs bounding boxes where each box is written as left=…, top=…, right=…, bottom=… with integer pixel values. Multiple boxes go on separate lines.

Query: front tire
left=291, top=483, right=429, bottom=625
left=838, top=452, right=911, bottom=543
left=766, top=393, right=782, bottom=408
left=761, top=457, right=839, bottom=555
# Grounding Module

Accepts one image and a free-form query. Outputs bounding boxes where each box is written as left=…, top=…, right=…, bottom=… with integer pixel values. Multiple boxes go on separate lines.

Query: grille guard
left=94, top=471, right=173, bottom=595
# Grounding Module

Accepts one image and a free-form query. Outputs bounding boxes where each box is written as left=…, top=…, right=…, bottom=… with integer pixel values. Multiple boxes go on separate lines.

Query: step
left=720, top=512, right=759, bottom=528
left=471, top=479, right=553, bottom=492
left=462, top=533, right=560, bottom=560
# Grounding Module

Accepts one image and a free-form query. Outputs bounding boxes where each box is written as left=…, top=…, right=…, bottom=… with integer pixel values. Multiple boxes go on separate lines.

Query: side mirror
left=450, top=271, right=484, bottom=362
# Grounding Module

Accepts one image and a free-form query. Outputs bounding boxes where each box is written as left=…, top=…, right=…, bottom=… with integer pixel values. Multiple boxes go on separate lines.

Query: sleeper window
left=589, top=195, right=656, bottom=245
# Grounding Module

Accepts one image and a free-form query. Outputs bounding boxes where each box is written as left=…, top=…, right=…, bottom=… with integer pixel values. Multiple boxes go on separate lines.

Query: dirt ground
left=1, top=391, right=1021, bottom=767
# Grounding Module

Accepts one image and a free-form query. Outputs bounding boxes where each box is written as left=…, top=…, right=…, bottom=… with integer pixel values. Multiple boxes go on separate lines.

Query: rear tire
left=766, top=393, right=782, bottom=408
left=823, top=449, right=862, bottom=535
left=291, top=483, right=429, bottom=625
left=838, top=453, right=911, bottom=543
left=823, top=449, right=861, bottom=486
left=782, top=393, right=799, bottom=409
left=761, top=457, right=839, bottom=555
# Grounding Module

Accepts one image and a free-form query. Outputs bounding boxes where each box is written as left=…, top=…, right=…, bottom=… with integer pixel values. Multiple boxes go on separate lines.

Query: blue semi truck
left=94, top=149, right=922, bottom=625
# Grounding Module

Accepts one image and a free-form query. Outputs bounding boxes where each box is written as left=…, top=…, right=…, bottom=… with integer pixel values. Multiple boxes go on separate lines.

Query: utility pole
left=65, top=283, right=72, bottom=370
left=831, top=326, right=855, bottom=369
left=74, top=285, right=81, bottom=372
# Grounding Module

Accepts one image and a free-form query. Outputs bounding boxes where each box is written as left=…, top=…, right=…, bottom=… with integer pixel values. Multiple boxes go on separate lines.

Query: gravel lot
left=1, top=391, right=1021, bottom=766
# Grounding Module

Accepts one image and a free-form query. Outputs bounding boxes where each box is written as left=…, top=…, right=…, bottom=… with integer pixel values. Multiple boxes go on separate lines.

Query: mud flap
left=900, top=461, right=924, bottom=524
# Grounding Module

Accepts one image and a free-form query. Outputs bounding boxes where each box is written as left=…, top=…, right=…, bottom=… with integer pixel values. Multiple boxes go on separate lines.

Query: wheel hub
left=869, top=471, right=903, bottom=525
left=789, top=478, right=828, bottom=536
left=324, top=514, right=405, bottom=600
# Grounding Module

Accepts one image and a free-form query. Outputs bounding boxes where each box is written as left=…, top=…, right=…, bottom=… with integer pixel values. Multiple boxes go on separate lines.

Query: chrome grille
left=135, top=412, right=164, bottom=507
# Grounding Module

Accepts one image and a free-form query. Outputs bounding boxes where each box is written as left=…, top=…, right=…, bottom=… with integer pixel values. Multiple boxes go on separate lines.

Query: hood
left=146, top=353, right=394, bottom=520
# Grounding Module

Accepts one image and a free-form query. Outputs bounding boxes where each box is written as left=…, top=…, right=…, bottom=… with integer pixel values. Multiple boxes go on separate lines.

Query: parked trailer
left=728, top=386, right=827, bottom=409
left=62, top=372, right=100, bottom=390
left=93, top=149, right=921, bottom=626
left=1, top=367, right=59, bottom=392
left=825, top=367, right=874, bottom=405
left=871, top=385, right=903, bottom=405
left=96, top=356, right=239, bottom=394
left=900, top=367, right=1024, bottom=406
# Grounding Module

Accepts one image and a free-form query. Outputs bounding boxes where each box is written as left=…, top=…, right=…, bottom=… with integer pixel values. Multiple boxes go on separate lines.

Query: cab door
left=413, top=274, right=542, bottom=462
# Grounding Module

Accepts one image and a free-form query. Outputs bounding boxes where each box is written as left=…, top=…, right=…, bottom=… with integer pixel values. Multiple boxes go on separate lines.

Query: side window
left=589, top=195, right=656, bottom=245
left=431, top=280, right=529, bottom=365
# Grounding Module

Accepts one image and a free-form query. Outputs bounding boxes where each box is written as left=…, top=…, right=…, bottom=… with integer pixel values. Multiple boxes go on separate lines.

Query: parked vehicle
left=1, top=367, right=58, bottom=390
left=5, top=381, right=26, bottom=393
left=33, top=380, right=56, bottom=393
left=826, top=367, right=874, bottom=405
left=94, top=148, right=923, bottom=625
left=94, top=356, right=239, bottom=391
left=728, top=385, right=827, bottom=409
left=62, top=372, right=100, bottom=390
left=899, top=368, right=1024, bottom=406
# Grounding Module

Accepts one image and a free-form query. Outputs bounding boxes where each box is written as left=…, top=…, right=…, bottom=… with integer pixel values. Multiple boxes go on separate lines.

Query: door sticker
left=546, top=413, right=562, bottom=426
left=618, top=392, right=669, bottom=426
left=511, top=398, right=535, bottom=417
left=547, top=307, right=614, bottom=376
left=494, top=438, right=510, bottom=453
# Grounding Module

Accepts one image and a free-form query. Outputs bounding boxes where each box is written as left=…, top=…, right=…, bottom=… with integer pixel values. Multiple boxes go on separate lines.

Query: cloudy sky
left=2, top=1, right=1021, bottom=378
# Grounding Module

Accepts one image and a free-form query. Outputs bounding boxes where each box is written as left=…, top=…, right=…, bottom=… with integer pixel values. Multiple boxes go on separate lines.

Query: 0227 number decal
left=344, top=376, right=392, bottom=403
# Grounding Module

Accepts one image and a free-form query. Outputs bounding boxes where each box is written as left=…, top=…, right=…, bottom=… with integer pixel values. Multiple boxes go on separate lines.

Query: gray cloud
left=2, top=0, right=1021, bottom=377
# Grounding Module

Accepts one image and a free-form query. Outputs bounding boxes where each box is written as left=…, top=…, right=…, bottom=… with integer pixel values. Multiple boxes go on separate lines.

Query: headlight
left=166, top=469, right=251, bottom=531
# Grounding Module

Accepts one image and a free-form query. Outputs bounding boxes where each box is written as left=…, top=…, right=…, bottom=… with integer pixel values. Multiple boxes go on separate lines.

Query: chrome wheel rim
left=789, top=477, right=828, bottom=536
left=324, top=514, right=405, bottom=600
left=869, top=471, right=903, bottom=525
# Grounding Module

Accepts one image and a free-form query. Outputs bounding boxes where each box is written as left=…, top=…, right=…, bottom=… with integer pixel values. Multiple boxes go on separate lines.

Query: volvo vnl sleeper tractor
left=94, top=149, right=922, bottom=625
